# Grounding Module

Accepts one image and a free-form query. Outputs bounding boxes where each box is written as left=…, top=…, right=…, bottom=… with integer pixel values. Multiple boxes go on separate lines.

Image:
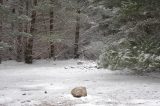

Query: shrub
left=99, top=36, right=160, bottom=72
left=99, top=16, right=160, bottom=72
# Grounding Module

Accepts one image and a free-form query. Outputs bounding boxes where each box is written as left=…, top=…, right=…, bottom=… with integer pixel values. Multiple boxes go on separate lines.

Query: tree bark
left=0, top=0, right=3, bottom=64
left=25, top=0, right=37, bottom=64
left=49, top=42, right=55, bottom=59
left=24, top=0, right=29, bottom=63
left=24, top=0, right=29, bottom=33
left=49, top=0, right=55, bottom=60
left=16, top=0, right=23, bottom=62
left=74, top=9, right=80, bottom=59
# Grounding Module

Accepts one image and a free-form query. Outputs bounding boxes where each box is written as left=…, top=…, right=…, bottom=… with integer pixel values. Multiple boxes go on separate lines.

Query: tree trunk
left=16, top=35, right=23, bottom=62
left=49, top=42, right=55, bottom=59
left=0, top=0, right=3, bottom=64
left=24, top=0, right=29, bottom=33
left=49, top=0, right=55, bottom=60
left=25, top=0, right=37, bottom=64
left=74, top=9, right=80, bottom=59
left=24, top=0, right=29, bottom=63
left=16, top=0, right=23, bottom=62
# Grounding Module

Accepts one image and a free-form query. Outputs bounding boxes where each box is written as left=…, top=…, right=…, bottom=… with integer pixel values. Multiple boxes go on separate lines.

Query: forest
left=0, top=0, right=160, bottom=106
left=0, top=0, right=160, bottom=71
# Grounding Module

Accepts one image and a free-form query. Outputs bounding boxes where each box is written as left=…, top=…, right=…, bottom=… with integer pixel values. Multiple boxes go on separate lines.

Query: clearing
left=0, top=60, right=160, bottom=106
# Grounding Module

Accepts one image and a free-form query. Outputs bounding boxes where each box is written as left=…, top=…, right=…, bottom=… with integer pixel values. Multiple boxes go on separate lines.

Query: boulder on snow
left=71, top=87, right=87, bottom=98
left=77, top=61, right=84, bottom=65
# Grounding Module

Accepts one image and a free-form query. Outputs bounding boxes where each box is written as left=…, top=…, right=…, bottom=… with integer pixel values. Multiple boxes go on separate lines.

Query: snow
left=0, top=59, right=160, bottom=106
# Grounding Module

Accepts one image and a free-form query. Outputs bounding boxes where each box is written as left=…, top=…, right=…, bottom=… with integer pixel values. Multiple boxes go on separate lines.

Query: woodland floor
left=0, top=59, right=160, bottom=106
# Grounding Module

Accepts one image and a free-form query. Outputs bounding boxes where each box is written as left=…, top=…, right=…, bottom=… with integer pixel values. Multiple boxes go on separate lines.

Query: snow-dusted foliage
left=99, top=46, right=160, bottom=71
left=98, top=0, right=160, bottom=72
left=99, top=18, right=160, bottom=72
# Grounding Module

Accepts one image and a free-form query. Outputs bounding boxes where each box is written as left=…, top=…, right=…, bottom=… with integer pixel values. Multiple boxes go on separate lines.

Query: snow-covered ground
left=0, top=59, right=160, bottom=106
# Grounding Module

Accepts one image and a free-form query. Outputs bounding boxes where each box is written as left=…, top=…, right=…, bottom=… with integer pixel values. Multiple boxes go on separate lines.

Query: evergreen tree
left=0, top=0, right=3, bottom=64
left=25, top=0, right=37, bottom=64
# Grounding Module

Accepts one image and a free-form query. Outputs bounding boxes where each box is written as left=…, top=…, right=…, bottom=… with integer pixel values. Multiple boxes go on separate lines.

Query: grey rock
left=71, top=87, right=87, bottom=98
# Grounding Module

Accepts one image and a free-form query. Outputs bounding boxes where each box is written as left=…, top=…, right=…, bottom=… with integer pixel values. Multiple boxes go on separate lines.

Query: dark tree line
left=0, top=0, right=88, bottom=64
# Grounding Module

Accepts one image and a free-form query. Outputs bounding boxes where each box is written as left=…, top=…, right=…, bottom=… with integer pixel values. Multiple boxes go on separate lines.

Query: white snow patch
left=0, top=97, right=13, bottom=104
left=75, top=104, right=105, bottom=106
left=0, top=59, right=160, bottom=106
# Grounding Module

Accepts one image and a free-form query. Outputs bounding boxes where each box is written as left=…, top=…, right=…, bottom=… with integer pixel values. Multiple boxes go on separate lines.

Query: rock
left=77, top=62, right=83, bottom=65
left=44, top=91, right=47, bottom=94
left=95, top=66, right=101, bottom=69
left=71, top=87, right=87, bottom=98
left=22, top=93, right=26, bottom=95
left=26, top=100, right=31, bottom=102
left=21, top=101, right=25, bottom=103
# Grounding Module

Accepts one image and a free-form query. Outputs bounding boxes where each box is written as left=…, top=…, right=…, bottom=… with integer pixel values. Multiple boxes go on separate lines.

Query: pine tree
left=16, top=0, right=24, bottom=62
left=24, top=0, right=29, bottom=62
left=0, top=0, right=3, bottom=64
left=25, top=0, right=37, bottom=64
left=74, top=9, right=80, bottom=59
left=49, top=0, right=55, bottom=60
